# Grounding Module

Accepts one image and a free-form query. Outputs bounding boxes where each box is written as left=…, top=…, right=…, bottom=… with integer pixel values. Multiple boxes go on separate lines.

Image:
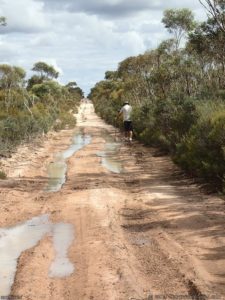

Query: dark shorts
left=124, top=121, right=133, bottom=132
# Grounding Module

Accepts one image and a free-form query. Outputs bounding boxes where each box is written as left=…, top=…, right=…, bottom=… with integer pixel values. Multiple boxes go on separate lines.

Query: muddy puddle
left=98, top=132, right=123, bottom=174
left=46, top=130, right=91, bottom=192
left=0, top=215, right=74, bottom=296
left=49, top=223, right=74, bottom=278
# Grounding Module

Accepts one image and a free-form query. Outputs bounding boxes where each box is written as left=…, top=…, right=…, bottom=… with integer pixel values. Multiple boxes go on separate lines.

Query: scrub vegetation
left=0, top=60, right=83, bottom=156
left=89, top=3, right=225, bottom=191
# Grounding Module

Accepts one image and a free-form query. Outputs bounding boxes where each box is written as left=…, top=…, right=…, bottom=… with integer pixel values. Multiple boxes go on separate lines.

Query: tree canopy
left=199, top=0, right=225, bottom=32
left=0, top=17, right=6, bottom=26
left=32, top=62, right=59, bottom=80
left=162, top=9, right=196, bottom=49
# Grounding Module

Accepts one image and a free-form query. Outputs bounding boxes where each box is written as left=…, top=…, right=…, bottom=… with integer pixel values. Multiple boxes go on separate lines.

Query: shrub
left=175, top=108, right=225, bottom=189
left=0, top=170, right=7, bottom=179
left=53, top=112, right=76, bottom=131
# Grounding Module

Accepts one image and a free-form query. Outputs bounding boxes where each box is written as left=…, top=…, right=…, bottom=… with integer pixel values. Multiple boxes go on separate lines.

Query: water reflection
left=46, top=130, right=91, bottom=192
left=0, top=215, right=75, bottom=296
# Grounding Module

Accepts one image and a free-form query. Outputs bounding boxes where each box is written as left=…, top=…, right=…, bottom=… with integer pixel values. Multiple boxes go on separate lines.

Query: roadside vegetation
left=0, top=170, right=7, bottom=179
left=0, top=60, right=83, bottom=156
left=0, top=17, right=83, bottom=178
left=89, top=1, right=225, bottom=192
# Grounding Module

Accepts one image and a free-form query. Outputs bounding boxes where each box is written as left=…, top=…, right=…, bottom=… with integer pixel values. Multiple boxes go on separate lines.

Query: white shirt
left=120, top=104, right=132, bottom=122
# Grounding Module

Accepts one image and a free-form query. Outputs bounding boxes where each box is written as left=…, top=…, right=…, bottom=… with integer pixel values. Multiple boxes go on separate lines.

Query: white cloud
left=0, top=0, right=49, bottom=33
left=0, top=0, right=207, bottom=94
left=37, top=0, right=203, bottom=18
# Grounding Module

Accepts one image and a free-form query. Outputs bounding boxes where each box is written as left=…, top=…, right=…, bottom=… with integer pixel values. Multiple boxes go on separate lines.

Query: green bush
left=53, top=112, right=76, bottom=131
left=0, top=170, right=7, bottom=179
left=175, top=109, right=225, bottom=189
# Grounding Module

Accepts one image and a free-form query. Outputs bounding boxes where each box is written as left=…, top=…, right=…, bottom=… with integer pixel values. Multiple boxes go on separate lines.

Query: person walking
left=118, top=101, right=133, bottom=142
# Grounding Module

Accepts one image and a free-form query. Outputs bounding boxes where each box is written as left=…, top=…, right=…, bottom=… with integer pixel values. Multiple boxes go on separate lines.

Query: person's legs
left=128, top=121, right=133, bottom=141
left=124, top=121, right=133, bottom=141
left=124, top=121, right=129, bottom=140
left=128, top=130, right=133, bottom=141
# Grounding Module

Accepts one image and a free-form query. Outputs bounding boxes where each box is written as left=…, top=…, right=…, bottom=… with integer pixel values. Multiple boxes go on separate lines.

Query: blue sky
left=0, top=0, right=207, bottom=95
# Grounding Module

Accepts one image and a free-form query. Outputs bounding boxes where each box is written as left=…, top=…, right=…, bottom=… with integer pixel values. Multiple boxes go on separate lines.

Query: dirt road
left=0, top=102, right=225, bottom=300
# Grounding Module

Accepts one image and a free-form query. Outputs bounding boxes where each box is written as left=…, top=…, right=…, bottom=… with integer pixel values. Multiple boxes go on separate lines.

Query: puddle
left=46, top=130, right=91, bottom=192
left=0, top=215, right=75, bottom=296
left=49, top=223, right=74, bottom=278
left=98, top=132, right=123, bottom=174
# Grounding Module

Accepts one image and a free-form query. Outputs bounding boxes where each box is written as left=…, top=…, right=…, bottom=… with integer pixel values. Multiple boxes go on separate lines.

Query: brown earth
left=0, top=102, right=225, bottom=300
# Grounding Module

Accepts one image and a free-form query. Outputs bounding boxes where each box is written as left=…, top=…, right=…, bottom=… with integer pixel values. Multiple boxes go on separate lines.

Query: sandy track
left=0, top=102, right=225, bottom=300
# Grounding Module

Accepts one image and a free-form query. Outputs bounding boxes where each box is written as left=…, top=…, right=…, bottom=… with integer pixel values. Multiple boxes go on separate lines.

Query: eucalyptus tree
left=162, top=9, right=196, bottom=49
left=32, top=62, right=59, bottom=80
left=0, top=17, right=6, bottom=26
left=0, top=65, right=27, bottom=111
left=0, top=65, right=26, bottom=89
left=27, top=75, right=44, bottom=90
left=28, top=62, right=59, bottom=94
left=199, top=0, right=225, bottom=33
left=65, top=81, right=84, bottom=98
left=66, top=81, right=77, bottom=89
left=188, top=15, right=225, bottom=91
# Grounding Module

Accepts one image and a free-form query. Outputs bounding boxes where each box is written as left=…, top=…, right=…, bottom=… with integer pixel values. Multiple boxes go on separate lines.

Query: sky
left=0, top=0, right=207, bottom=95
